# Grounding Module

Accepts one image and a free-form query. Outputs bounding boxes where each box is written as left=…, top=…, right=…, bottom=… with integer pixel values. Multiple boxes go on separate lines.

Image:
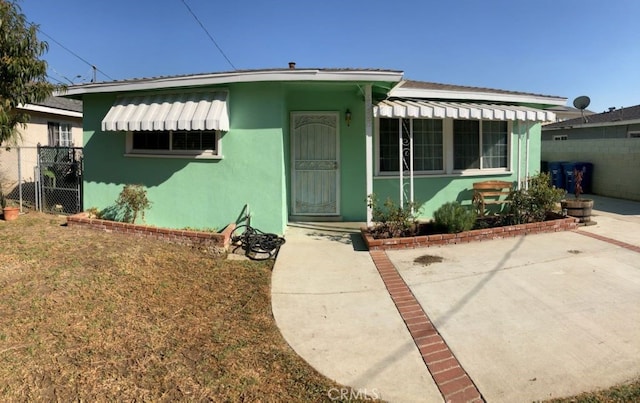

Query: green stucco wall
left=82, top=83, right=288, bottom=234
left=82, top=81, right=370, bottom=235
left=81, top=81, right=545, bottom=234
left=370, top=122, right=543, bottom=220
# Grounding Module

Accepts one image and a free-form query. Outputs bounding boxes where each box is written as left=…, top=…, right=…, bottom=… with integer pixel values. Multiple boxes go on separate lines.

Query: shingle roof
left=33, top=96, right=83, bottom=113
left=399, top=80, right=563, bottom=99
left=544, top=104, right=640, bottom=129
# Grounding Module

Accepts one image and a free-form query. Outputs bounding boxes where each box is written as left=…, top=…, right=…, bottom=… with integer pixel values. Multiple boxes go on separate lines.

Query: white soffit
left=101, top=92, right=229, bottom=132
left=374, top=100, right=556, bottom=122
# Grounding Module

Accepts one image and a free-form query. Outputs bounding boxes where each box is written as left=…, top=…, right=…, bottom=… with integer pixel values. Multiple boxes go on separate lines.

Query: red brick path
left=369, top=250, right=484, bottom=403
left=576, top=230, right=640, bottom=253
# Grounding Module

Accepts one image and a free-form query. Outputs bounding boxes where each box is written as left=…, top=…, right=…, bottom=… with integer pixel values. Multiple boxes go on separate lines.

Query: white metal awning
left=101, top=92, right=229, bottom=132
left=374, top=99, right=556, bottom=122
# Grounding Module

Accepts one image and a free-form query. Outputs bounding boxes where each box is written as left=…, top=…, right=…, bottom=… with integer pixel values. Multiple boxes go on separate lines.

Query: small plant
left=367, top=194, right=419, bottom=238
left=115, top=184, right=152, bottom=224
left=574, top=169, right=584, bottom=199
left=0, top=191, right=6, bottom=209
left=509, top=172, right=565, bottom=224
left=85, top=207, right=102, bottom=219
left=433, top=201, right=476, bottom=233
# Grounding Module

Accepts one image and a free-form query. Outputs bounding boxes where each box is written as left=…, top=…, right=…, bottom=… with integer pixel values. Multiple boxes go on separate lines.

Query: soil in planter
left=370, top=212, right=566, bottom=239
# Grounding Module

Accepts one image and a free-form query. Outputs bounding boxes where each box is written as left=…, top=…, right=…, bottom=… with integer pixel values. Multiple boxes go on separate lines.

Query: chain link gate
left=37, top=146, right=83, bottom=214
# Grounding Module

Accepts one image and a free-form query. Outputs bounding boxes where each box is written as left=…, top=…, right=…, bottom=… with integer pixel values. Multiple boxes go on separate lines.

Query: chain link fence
left=0, top=146, right=83, bottom=215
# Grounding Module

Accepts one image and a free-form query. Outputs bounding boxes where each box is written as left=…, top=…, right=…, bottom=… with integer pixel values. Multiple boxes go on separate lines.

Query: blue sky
left=20, top=0, right=640, bottom=113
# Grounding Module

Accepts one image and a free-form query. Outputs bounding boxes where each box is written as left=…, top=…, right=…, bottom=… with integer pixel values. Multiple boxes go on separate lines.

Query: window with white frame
left=453, top=120, right=508, bottom=171
left=127, top=130, right=220, bottom=157
left=628, top=131, right=640, bottom=138
left=553, top=134, right=568, bottom=141
left=48, top=122, right=73, bottom=146
left=378, top=118, right=443, bottom=173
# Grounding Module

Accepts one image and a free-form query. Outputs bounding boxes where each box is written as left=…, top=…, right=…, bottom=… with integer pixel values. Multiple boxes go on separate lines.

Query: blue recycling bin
left=574, top=162, right=594, bottom=194
left=548, top=161, right=565, bottom=189
left=562, top=162, right=577, bottom=194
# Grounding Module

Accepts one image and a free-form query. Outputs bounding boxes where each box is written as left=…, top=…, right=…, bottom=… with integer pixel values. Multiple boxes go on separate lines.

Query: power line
left=180, top=0, right=237, bottom=70
left=46, top=74, right=67, bottom=86
left=29, top=23, right=115, bottom=81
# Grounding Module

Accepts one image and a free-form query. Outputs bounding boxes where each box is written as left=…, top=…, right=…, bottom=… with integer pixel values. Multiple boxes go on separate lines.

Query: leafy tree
left=0, top=0, right=59, bottom=145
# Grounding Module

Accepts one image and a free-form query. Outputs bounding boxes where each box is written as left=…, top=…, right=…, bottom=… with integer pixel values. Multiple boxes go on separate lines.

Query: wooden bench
left=472, top=180, right=513, bottom=216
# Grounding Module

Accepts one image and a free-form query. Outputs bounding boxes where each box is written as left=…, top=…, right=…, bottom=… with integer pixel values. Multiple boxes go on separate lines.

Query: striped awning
left=101, top=92, right=229, bottom=132
left=374, top=99, right=555, bottom=122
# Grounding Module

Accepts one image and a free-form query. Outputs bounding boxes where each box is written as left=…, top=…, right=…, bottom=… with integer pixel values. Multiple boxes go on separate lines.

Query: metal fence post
left=17, top=147, right=23, bottom=213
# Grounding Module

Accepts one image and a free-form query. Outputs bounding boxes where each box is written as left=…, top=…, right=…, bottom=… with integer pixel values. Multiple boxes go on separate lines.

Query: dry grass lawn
left=0, top=212, right=360, bottom=401
left=2, top=212, right=637, bottom=402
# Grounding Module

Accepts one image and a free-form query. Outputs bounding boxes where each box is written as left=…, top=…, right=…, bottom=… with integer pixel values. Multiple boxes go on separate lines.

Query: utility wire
left=46, top=74, right=67, bottom=86
left=180, top=0, right=237, bottom=70
left=30, top=23, right=115, bottom=81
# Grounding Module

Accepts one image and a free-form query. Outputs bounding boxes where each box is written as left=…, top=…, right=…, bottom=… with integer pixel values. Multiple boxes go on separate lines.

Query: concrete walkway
left=271, top=222, right=442, bottom=402
left=272, top=196, right=640, bottom=402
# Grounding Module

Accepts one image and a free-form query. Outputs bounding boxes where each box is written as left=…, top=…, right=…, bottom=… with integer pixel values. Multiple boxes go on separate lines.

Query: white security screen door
left=291, top=112, right=340, bottom=216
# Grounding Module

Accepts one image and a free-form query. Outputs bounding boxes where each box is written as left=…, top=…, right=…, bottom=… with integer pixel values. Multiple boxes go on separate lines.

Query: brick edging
left=369, top=250, right=484, bottom=402
left=362, top=216, right=579, bottom=250
left=576, top=230, right=640, bottom=253
left=67, top=212, right=235, bottom=255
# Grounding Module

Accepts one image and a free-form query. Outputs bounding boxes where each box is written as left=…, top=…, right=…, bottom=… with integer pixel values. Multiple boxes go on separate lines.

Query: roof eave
left=389, top=87, right=567, bottom=107
left=17, top=103, right=82, bottom=118
left=63, top=69, right=404, bottom=96
left=543, top=118, right=640, bottom=131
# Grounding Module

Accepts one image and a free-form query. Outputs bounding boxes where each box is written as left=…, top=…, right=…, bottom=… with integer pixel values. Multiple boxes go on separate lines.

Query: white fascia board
left=543, top=118, right=640, bottom=131
left=18, top=103, right=82, bottom=118
left=64, top=70, right=404, bottom=96
left=389, top=87, right=567, bottom=107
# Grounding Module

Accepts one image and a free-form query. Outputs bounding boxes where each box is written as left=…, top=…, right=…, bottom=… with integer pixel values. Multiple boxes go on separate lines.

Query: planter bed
left=361, top=215, right=579, bottom=251
left=67, top=212, right=235, bottom=256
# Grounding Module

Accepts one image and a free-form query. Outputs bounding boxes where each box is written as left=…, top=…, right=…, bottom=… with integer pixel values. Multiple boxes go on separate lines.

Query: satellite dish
left=573, top=96, right=591, bottom=123
left=573, top=96, right=590, bottom=110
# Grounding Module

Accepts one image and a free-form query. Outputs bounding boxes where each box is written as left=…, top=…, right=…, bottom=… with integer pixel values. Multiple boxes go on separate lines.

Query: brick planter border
left=362, top=216, right=579, bottom=251
left=67, top=212, right=235, bottom=255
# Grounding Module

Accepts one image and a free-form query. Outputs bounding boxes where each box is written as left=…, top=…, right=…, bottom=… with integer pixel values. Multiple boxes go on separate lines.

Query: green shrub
left=367, top=194, right=419, bottom=238
left=115, top=184, right=152, bottom=224
left=433, top=201, right=476, bottom=233
left=509, top=172, right=565, bottom=224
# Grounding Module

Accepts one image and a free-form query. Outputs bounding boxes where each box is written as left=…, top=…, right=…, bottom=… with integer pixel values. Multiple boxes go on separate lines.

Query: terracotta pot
left=2, top=206, right=19, bottom=221
left=561, top=199, right=594, bottom=223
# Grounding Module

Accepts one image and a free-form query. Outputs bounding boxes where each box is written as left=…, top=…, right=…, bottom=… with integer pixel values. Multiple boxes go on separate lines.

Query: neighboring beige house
left=13, top=96, right=83, bottom=147
left=0, top=96, right=82, bottom=201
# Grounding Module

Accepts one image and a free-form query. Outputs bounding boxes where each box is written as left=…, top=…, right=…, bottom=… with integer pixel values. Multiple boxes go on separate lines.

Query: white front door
left=291, top=112, right=339, bottom=216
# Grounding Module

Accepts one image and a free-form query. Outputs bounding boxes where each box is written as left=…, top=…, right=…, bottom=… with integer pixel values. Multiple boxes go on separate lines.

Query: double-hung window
left=453, top=120, right=508, bottom=171
left=379, top=118, right=443, bottom=173
left=128, top=130, right=220, bottom=157
left=48, top=122, right=73, bottom=147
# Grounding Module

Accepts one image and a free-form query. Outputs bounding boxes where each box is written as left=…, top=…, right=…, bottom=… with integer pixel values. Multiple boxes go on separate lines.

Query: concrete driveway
left=272, top=195, right=640, bottom=402
left=387, top=220, right=640, bottom=401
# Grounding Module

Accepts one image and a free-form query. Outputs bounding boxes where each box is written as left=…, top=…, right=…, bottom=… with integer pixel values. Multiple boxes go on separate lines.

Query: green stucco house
left=64, top=67, right=565, bottom=234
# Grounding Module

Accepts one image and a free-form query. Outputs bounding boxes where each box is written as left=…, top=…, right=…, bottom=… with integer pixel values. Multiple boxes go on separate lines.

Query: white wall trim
left=18, top=103, right=82, bottom=118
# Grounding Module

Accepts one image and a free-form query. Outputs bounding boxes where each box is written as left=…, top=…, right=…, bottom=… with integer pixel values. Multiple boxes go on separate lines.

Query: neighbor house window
left=378, top=118, right=443, bottom=173
left=128, top=130, right=219, bottom=157
left=453, top=120, right=508, bottom=170
left=553, top=134, right=568, bottom=141
left=48, top=122, right=73, bottom=146
left=628, top=131, right=640, bottom=138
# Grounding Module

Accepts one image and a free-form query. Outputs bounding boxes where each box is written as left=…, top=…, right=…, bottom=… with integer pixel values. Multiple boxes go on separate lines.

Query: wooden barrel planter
left=561, top=199, right=594, bottom=223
